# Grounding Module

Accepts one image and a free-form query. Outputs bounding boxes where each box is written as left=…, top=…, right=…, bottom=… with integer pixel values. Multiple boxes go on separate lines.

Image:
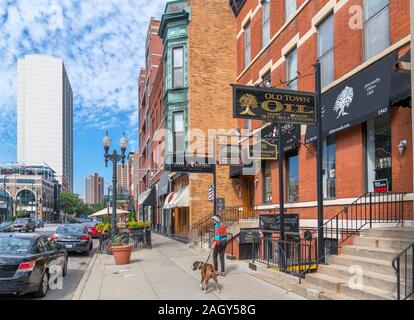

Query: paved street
left=74, top=233, right=305, bottom=300
left=0, top=224, right=98, bottom=300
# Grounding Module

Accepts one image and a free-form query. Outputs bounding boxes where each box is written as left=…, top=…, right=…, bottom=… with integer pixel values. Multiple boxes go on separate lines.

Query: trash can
left=145, top=228, right=152, bottom=248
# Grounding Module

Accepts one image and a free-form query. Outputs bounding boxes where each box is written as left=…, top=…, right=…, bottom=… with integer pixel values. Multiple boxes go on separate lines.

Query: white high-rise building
left=17, top=55, right=73, bottom=191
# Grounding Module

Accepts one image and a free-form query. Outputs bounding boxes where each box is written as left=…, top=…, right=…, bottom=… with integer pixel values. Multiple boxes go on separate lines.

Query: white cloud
left=0, top=0, right=166, bottom=162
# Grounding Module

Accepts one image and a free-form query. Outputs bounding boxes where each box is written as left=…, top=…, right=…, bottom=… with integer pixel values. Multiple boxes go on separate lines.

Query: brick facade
left=231, top=0, right=413, bottom=225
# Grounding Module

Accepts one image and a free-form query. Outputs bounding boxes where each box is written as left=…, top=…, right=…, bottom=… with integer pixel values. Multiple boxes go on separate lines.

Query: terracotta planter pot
left=111, top=244, right=133, bottom=265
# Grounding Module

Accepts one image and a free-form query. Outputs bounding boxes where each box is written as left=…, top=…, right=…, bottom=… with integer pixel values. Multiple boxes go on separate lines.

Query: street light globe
left=120, top=133, right=128, bottom=150
left=103, top=131, right=112, bottom=148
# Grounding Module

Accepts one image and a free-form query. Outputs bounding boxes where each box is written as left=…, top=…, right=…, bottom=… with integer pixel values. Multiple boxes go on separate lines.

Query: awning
left=391, top=50, right=411, bottom=107
left=89, top=207, right=130, bottom=217
left=138, top=186, right=156, bottom=207
left=163, top=185, right=189, bottom=209
left=305, top=50, right=398, bottom=143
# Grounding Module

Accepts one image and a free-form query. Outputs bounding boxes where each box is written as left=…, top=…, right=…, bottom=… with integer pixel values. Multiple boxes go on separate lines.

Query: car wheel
left=33, top=271, right=49, bottom=298
left=62, top=258, right=68, bottom=277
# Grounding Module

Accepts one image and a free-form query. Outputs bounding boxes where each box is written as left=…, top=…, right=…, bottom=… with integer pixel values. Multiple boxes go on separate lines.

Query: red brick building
left=137, top=18, right=164, bottom=224
left=230, top=0, right=413, bottom=232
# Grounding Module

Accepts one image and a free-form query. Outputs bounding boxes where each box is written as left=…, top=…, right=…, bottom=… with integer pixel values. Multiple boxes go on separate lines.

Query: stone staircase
left=295, top=227, right=414, bottom=300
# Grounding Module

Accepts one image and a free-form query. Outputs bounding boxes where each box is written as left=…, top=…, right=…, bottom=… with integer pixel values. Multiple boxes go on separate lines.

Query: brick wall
left=233, top=0, right=412, bottom=223
left=187, top=0, right=242, bottom=225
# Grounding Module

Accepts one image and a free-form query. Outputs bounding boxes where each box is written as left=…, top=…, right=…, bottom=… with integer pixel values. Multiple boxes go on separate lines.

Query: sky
left=0, top=0, right=166, bottom=198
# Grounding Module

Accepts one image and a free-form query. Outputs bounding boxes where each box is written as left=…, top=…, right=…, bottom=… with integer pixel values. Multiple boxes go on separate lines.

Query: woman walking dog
left=211, top=215, right=227, bottom=276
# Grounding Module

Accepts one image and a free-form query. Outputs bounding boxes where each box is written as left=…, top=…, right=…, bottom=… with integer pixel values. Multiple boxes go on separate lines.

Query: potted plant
left=127, top=221, right=152, bottom=248
left=110, top=235, right=133, bottom=265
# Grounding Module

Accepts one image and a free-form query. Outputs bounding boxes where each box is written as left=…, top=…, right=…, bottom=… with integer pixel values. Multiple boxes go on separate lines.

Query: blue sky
left=0, top=0, right=166, bottom=197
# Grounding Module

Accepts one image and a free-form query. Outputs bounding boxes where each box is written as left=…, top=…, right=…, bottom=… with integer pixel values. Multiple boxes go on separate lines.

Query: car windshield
left=57, top=225, right=86, bottom=234
left=15, top=219, right=28, bottom=223
left=0, top=237, right=32, bottom=255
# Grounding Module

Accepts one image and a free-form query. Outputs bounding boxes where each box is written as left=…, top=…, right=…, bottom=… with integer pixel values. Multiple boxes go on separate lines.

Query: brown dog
left=192, top=261, right=220, bottom=294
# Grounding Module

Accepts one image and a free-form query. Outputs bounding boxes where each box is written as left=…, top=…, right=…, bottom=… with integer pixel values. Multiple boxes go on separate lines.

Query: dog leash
left=201, top=247, right=213, bottom=268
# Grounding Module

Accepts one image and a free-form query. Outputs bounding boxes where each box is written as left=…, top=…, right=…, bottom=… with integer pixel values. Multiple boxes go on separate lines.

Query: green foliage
left=96, top=222, right=112, bottom=233
left=111, top=235, right=123, bottom=246
left=127, top=212, right=136, bottom=223
left=58, top=192, right=82, bottom=216
left=16, top=204, right=27, bottom=218
left=126, top=221, right=150, bottom=230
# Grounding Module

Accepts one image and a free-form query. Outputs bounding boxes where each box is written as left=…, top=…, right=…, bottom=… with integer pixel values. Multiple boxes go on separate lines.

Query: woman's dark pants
left=213, top=242, right=227, bottom=272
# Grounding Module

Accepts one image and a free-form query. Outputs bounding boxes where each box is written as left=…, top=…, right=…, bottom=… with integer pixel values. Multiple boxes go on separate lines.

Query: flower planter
left=111, top=244, right=133, bottom=265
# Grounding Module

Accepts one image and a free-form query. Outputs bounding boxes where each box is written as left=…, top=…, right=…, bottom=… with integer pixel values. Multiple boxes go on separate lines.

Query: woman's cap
left=211, top=215, right=221, bottom=223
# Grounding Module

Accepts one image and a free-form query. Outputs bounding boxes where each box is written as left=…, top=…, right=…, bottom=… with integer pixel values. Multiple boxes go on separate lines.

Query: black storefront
left=305, top=49, right=411, bottom=194
left=157, top=171, right=170, bottom=234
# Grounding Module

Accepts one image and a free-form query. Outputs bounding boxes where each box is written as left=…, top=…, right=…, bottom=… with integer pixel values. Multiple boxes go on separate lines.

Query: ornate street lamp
left=103, top=131, right=128, bottom=237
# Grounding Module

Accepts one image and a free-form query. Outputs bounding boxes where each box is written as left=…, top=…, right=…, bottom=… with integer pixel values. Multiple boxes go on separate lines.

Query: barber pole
left=208, top=185, right=214, bottom=202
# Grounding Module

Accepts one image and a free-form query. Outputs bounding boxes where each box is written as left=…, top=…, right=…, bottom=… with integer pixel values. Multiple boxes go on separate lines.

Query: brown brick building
left=157, top=0, right=242, bottom=238
left=230, top=0, right=413, bottom=232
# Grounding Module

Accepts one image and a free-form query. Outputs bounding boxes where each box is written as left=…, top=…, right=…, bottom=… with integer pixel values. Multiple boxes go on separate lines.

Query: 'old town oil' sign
left=232, top=84, right=316, bottom=124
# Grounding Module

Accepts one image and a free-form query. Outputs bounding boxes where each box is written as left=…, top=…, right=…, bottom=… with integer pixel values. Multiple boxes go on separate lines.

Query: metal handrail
left=392, top=242, right=414, bottom=300
left=297, top=192, right=406, bottom=282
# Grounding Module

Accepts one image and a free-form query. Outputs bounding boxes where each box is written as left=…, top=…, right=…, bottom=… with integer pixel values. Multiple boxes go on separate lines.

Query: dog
left=192, top=261, right=220, bottom=294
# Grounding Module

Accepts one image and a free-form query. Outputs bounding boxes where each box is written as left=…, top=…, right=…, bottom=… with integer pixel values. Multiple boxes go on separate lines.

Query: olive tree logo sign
left=239, top=94, right=259, bottom=116
left=334, top=86, right=354, bottom=119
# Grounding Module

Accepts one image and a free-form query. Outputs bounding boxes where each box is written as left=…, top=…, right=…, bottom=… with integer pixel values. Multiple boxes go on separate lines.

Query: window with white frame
left=172, top=47, right=184, bottom=88
left=262, top=0, right=271, bottom=48
left=172, top=111, right=184, bottom=154
left=318, top=14, right=334, bottom=88
left=286, top=48, right=298, bottom=90
left=244, top=21, right=251, bottom=67
left=364, top=0, right=390, bottom=60
left=285, top=0, right=296, bottom=21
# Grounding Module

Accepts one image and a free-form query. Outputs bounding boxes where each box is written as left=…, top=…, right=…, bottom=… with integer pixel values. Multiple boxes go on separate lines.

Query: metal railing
left=190, top=206, right=277, bottom=248
left=392, top=242, right=414, bottom=300
left=252, top=236, right=317, bottom=276
left=296, top=192, right=406, bottom=282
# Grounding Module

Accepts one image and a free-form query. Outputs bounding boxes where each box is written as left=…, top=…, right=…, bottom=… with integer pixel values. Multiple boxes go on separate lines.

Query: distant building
left=0, top=162, right=58, bottom=222
left=116, top=163, right=129, bottom=198
left=85, top=173, right=104, bottom=205
left=17, top=55, right=73, bottom=192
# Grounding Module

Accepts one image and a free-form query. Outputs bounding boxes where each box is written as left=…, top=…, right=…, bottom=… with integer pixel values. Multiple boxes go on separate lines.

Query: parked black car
left=10, top=218, right=36, bottom=232
left=51, top=224, right=93, bottom=255
left=33, top=219, right=45, bottom=228
left=0, top=222, right=12, bottom=233
left=0, top=233, right=68, bottom=297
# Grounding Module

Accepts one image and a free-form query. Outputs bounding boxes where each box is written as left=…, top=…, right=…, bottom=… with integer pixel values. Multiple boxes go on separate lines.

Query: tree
left=16, top=204, right=27, bottom=218
left=58, top=192, right=83, bottom=221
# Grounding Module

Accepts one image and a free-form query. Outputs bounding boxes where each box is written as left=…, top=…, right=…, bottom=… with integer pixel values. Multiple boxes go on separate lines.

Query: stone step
left=363, top=228, right=414, bottom=240
left=304, top=273, right=393, bottom=300
left=294, top=281, right=355, bottom=300
left=317, top=264, right=396, bottom=292
left=342, top=245, right=402, bottom=261
left=354, top=236, right=413, bottom=251
left=331, top=254, right=395, bottom=276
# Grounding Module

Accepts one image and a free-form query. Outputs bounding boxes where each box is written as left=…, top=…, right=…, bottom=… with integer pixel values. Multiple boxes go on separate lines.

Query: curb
left=72, top=252, right=99, bottom=300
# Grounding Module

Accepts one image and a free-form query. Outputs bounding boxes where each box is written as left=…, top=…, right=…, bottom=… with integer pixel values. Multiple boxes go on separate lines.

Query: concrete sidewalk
left=73, top=233, right=305, bottom=300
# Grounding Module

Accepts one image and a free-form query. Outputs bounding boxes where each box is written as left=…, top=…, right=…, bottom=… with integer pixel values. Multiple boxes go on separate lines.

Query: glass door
left=367, top=114, right=392, bottom=192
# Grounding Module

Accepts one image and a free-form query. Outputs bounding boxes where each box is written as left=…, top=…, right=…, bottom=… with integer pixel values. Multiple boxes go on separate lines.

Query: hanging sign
left=232, top=84, right=316, bottom=124
left=216, top=198, right=225, bottom=212
left=165, top=155, right=215, bottom=173
left=248, top=140, right=278, bottom=160
left=261, top=123, right=301, bottom=152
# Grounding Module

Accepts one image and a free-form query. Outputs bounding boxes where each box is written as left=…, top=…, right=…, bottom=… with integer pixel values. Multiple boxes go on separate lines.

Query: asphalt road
left=0, top=224, right=98, bottom=300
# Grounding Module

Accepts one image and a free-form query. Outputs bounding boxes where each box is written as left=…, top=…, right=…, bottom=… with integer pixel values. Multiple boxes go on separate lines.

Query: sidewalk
left=73, top=233, right=305, bottom=300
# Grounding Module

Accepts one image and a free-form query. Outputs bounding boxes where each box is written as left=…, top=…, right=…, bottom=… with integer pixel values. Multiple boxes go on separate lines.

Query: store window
left=323, top=136, right=336, bottom=199
left=364, top=0, right=390, bottom=60
left=318, top=14, right=334, bottom=88
left=262, top=0, right=271, bottom=48
left=262, top=161, right=272, bottom=204
left=367, top=114, right=392, bottom=192
left=286, top=153, right=299, bottom=202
